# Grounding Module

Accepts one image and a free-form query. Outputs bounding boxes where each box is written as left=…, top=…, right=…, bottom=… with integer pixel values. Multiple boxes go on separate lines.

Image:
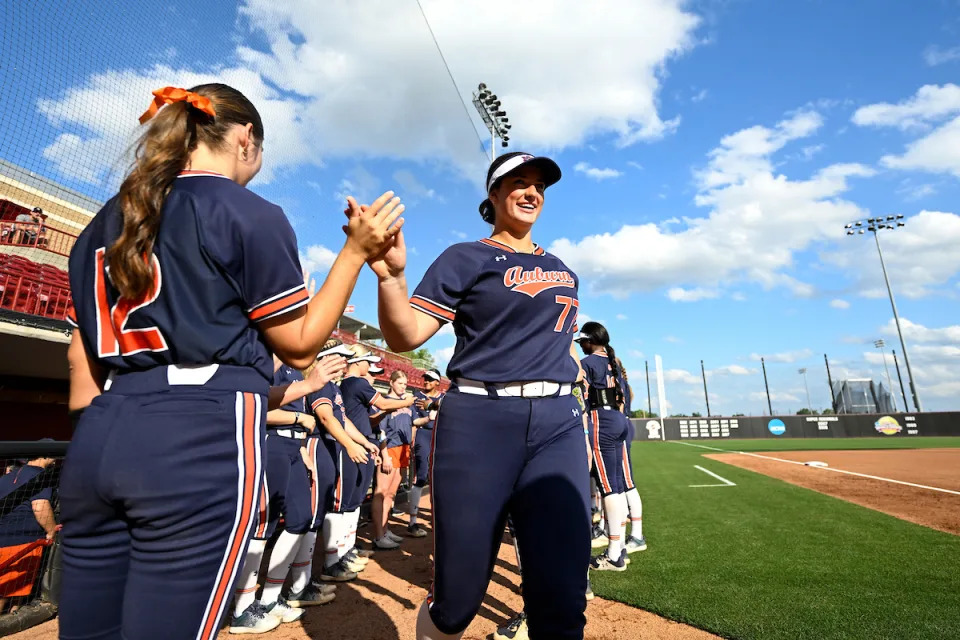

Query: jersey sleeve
left=410, top=245, right=479, bottom=324
left=580, top=356, right=605, bottom=388
left=307, top=390, right=331, bottom=413
left=202, top=195, right=308, bottom=323
left=363, top=382, right=384, bottom=409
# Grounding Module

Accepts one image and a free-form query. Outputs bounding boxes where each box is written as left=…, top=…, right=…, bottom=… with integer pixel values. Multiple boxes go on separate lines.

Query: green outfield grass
left=590, top=439, right=960, bottom=640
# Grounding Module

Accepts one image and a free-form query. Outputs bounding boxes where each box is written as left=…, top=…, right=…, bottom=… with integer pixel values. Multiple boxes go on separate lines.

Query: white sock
left=290, top=530, right=317, bottom=593
left=409, top=485, right=424, bottom=525
left=416, top=600, right=463, bottom=640
left=261, top=530, right=303, bottom=605
left=347, top=508, right=360, bottom=551
left=323, top=513, right=342, bottom=568
left=603, top=493, right=628, bottom=561
left=233, top=538, right=266, bottom=617
left=625, top=489, right=643, bottom=538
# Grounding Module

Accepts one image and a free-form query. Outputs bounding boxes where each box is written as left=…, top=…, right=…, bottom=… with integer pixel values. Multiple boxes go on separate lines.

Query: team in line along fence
left=630, top=411, right=960, bottom=441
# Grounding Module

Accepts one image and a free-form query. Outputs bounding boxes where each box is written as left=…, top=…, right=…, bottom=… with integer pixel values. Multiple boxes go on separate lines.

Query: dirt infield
left=706, top=448, right=960, bottom=535
left=14, top=496, right=717, bottom=640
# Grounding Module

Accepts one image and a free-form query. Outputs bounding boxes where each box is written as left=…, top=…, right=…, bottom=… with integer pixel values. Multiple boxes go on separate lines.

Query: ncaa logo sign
left=768, top=419, right=786, bottom=436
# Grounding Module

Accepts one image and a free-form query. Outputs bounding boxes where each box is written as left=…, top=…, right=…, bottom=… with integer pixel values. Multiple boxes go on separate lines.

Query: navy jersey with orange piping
left=413, top=390, right=444, bottom=430
left=410, top=239, right=580, bottom=383
left=66, top=172, right=306, bottom=385
left=580, top=352, right=617, bottom=395
left=381, top=395, right=414, bottom=447
left=306, top=381, right=346, bottom=441
left=339, top=376, right=381, bottom=440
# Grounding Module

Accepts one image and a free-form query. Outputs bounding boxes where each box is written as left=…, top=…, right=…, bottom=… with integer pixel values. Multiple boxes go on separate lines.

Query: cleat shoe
left=385, top=530, right=404, bottom=544
left=591, top=507, right=602, bottom=525
left=585, top=578, right=595, bottom=601
left=590, top=553, right=627, bottom=572
left=343, top=558, right=366, bottom=572
left=373, top=535, right=401, bottom=550
left=591, top=525, right=608, bottom=549
left=354, top=546, right=375, bottom=558
left=406, top=523, right=428, bottom=538
left=229, top=603, right=281, bottom=634
left=626, top=535, right=647, bottom=552
left=343, top=549, right=369, bottom=565
left=319, top=561, right=357, bottom=582
left=494, top=612, right=529, bottom=640
left=262, top=598, right=304, bottom=623
left=309, top=580, right=337, bottom=595
left=620, top=549, right=631, bottom=565
left=286, top=583, right=336, bottom=607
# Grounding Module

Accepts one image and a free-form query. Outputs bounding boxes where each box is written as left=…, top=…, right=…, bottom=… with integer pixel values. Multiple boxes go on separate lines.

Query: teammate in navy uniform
left=576, top=322, right=630, bottom=572
left=408, top=369, right=443, bottom=537
left=368, top=151, right=590, bottom=640
left=615, top=359, right=646, bottom=553
left=373, top=371, right=417, bottom=549
left=339, top=348, right=415, bottom=558
left=60, top=83, right=403, bottom=640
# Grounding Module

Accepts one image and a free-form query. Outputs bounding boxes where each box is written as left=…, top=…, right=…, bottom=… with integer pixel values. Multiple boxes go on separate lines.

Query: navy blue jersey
left=581, top=352, right=617, bottom=393
left=410, top=239, right=580, bottom=383
left=0, top=465, right=52, bottom=546
left=413, top=390, right=444, bottom=430
left=382, top=395, right=415, bottom=447
left=273, top=364, right=306, bottom=414
left=307, top=381, right=346, bottom=441
left=340, top=375, right=382, bottom=440
left=618, top=370, right=632, bottom=416
left=66, top=172, right=307, bottom=385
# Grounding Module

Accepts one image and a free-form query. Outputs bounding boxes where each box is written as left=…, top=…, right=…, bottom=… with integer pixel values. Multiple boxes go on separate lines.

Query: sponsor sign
left=874, top=416, right=902, bottom=436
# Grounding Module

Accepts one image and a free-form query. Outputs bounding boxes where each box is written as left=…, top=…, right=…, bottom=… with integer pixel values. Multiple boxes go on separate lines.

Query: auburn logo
left=503, top=266, right=575, bottom=298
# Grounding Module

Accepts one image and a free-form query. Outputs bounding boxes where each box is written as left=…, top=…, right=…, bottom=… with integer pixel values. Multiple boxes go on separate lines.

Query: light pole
left=873, top=339, right=896, bottom=411
left=845, top=215, right=922, bottom=412
left=472, top=83, right=511, bottom=161
left=892, top=350, right=909, bottom=412
left=798, top=368, right=812, bottom=411
left=701, top=360, right=711, bottom=417
left=761, top=357, right=773, bottom=416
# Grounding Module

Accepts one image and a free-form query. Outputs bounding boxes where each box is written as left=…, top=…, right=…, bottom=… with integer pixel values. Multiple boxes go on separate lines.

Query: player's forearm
left=343, top=419, right=371, bottom=446
left=297, top=247, right=367, bottom=354
left=320, top=414, right=356, bottom=449
left=375, top=397, right=414, bottom=411
left=268, top=379, right=320, bottom=410
left=32, top=500, right=57, bottom=537
left=377, top=273, right=424, bottom=351
left=68, top=330, right=104, bottom=411
left=266, top=409, right=300, bottom=426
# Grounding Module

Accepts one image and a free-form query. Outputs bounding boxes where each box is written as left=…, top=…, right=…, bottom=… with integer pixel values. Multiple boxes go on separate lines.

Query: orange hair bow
left=138, top=86, right=217, bottom=125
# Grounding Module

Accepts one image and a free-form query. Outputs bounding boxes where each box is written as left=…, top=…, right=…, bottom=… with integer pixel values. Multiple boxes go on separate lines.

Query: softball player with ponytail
left=369, top=151, right=591, bottom=640
left=409, top=369, right=443, bottom=536
left=615, top=359, right=646, bottom=553
left=576, top=321, right=629, bottom=571
left=60, top=83, right=403, bottom=639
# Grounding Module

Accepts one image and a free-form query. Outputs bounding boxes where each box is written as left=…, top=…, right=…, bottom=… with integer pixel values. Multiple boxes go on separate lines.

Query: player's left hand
left=309, top=354, right=347, bottom=390
left=344, top=201, right=407, bottom=279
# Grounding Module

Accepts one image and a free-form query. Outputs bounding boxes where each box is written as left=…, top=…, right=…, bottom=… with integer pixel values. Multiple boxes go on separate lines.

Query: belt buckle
left=521, top=381, right=544, bottom=398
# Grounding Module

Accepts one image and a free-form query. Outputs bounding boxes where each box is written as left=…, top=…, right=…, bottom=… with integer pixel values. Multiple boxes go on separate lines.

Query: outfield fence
left=631, top=411, right=960, bottom=441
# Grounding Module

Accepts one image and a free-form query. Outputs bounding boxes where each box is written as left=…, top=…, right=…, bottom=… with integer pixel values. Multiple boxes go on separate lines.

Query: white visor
left=317, top=345, right=355, bottom=360
left=348, top=354, right=382, bottom=364
left=369, top=365, right=385, bottom=374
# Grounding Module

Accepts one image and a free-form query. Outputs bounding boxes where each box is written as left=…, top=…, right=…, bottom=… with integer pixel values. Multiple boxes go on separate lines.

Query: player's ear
left=236, top=123, right=254, bottom=159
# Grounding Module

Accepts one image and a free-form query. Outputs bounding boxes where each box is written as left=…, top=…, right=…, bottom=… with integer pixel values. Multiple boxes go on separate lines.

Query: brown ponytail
left=107, top=83, right=264, bottom=300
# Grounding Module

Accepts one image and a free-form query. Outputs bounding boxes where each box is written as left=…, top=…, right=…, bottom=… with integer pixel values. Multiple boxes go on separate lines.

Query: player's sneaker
left=309, top=579, right=337, bottom=595
left=354, top=546, right=375, bottom=558
left=591, top=507, right=602, bottom=524
left=385, top=530, right=404, bottom=543
left=374, top=535, right=400, bottom=550
left=619, top=548, right=631, bottom=565
left=626, top=535, right=647, bottom=552
left=343, top=548, right=369, bottom=565
left=262, top=598, right=304, bottom=623
left=229, top=603, right=281, bottom=634
left=406, top=523, right=428, bottom=538
left=319, top=560, right=357, bottom=582
left=585, top=578, right=595, bottom=601
left=493, top=612, right=529, bottom=640
left=589, top=553, right=627, bottom=572
left=285, top=583, right=336, bottom=607
left=591, top=525, right=608, bottom=548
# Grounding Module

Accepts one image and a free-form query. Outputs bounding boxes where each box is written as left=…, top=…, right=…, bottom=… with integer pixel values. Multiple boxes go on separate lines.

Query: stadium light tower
left=844, top=215, right=922, bottom=412
left=798, top=368, right=812, bottom=411
left=472, top=83, right=511, bottom=161
left=873, top=339, right=896, bottom=411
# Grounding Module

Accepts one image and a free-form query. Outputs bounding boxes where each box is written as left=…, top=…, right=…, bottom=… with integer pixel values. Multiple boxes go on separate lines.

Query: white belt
left=271, top=428, right=308, bottom=440
left=455, top=378, right=572, bottom=398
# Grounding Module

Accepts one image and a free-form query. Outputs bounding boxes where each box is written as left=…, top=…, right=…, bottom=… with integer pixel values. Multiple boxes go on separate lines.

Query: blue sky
left=3, top=0, right=960, bottom=414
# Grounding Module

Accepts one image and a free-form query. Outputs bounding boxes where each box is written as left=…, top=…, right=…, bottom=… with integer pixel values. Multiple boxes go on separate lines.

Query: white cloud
left=392, top=169, right=438, bottom=201
left=731, top=292, right=747, bottom=302
left=896, top=182, right=937, bottom=201
left=711, top=365, right=756, bottom=376
left=436, top=323, right=455, bottom=337
left=880, top=317, right=960, bottom=344
left=691, top=88, right=708, bottom=103
left=800, top=144, right=824, bottom=161
left=830, top=299, right=850, bottom=309
left=616, top=313, right=628, bottom=320
left=924, top=45, right=960, bottom=67
left=664, top=335, right=683, bottom=344
left=851, top=84, right=960, bottom=130
left=433, top=345, right=456, bottom=366
left=629, top=349, right=645, bottom=359
left=749, top=349, right=813, bottom=364
left=664, top=369, right=700, bottom=384
left=333, top=166, right=381, bottom=204
left=880, top=116, right=960, bottom=177
left=574, top=162, right=623, bottom=181
left=749, top=391, right=800, bottom=403
left=627, top=161, right=644, bottom=171
left=550, top=110, right=874, bottom=299
left=300, top=244, right=338, bottom=274
left=667, top=287, right=719, bottom=302
left=822, top=210, right=960, bottom=299
left=451, top=230, right=468, bottom=240
left=37, top=1, right=701, bottom=187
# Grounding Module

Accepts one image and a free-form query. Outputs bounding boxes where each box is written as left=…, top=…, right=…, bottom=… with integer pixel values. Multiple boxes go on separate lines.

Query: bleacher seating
left=0, top=253, right=71, bottom=321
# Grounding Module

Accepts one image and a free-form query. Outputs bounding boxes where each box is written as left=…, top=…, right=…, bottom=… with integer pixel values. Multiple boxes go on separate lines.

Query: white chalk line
left=670, top=440, right=960, bottom=497
left=689, top=465, right=736, bottom=488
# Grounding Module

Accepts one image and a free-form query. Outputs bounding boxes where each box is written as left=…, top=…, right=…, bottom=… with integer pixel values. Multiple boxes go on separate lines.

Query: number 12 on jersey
left=553, top=295, right=579, bottom=333
left=94, top=247, right=169, bottom=357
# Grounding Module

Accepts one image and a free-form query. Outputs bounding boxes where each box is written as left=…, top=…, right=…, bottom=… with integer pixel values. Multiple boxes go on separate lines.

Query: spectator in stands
left=0, top=455, right=58, bottom=614
left=12, top=209, right=35, bottom=245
